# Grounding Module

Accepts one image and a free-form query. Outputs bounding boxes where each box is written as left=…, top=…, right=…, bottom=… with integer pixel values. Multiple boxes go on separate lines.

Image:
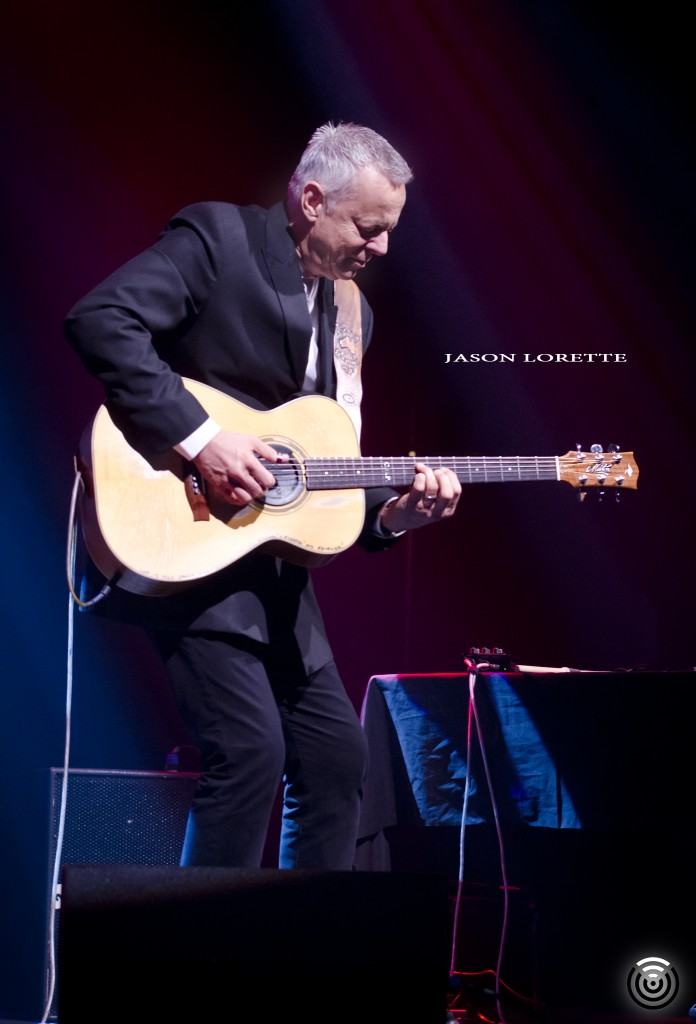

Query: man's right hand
left=194, top=430, right=281, bottom=506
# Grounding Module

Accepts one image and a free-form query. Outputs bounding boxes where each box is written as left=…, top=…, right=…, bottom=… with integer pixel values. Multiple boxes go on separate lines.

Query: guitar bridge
left=183, top=463, right=210, bottom=521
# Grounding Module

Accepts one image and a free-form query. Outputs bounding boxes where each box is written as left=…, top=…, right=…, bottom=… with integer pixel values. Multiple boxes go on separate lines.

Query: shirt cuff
left=373, top=497, right=406, bottom=539
left=174, top=418, right=222, bottom=460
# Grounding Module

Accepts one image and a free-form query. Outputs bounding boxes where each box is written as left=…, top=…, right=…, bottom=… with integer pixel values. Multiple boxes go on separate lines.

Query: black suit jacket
left=65, top=201, right=399, bottom=670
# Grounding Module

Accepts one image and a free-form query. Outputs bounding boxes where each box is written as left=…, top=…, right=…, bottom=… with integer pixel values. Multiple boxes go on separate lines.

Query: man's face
left=300, top=166, right=407, bottom=281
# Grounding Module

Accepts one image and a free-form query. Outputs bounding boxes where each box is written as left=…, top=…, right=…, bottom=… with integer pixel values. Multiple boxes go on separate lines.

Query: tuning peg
left=590, top=443, right=603, bottom=453
left=607, top=443, right=620, bottom=452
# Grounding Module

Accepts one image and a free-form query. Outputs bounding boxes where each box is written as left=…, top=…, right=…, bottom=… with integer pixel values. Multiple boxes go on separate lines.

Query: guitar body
left=79, top=380, right=365, bottom=595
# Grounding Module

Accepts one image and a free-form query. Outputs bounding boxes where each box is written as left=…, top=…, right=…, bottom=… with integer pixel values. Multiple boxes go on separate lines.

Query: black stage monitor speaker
left=58, top=864, right=451, bottom=1024
left=45, top=768, right=199, bottom=1020
left=47, top=768, right=199, bottom=869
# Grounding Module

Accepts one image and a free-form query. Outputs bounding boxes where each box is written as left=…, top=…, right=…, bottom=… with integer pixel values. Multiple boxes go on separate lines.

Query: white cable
left=40, top=576, right=76, bottom=1021
left=469, top=668, right=511, bottom=1024
left=65, top=469, right=112, bottom=608
left=448, top=666, right=476, bottom=976
left=41, top=467, right=96, bottom=1022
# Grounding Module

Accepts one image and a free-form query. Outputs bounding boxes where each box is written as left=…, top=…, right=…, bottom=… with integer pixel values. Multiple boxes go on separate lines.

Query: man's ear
left=300, top=181, right=324, bottom=223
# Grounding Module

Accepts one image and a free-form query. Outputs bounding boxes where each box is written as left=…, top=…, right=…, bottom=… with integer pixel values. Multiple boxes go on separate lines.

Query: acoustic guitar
left=77, top=378, right=639, bottom=595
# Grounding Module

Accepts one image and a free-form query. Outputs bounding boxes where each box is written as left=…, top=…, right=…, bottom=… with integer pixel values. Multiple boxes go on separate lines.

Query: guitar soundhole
left=259, top=444, right=305, bottom=507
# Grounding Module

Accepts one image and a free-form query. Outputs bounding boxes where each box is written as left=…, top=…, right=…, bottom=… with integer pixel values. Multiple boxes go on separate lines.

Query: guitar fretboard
left=304, top=456, right=559, bottom=490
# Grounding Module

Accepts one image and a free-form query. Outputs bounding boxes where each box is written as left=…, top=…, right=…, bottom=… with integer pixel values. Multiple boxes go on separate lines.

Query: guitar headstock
left=558, top=445, right=639, bottom=490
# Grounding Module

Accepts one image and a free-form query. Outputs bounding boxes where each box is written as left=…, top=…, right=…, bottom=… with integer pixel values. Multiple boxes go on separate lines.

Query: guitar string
left=263, top=453, right=627, bottom=489
left=266, top=456, right=564, bottom=489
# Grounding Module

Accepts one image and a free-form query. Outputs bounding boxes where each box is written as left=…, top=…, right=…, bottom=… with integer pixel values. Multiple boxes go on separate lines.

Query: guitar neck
left=304, top=455, right=560, bottom=490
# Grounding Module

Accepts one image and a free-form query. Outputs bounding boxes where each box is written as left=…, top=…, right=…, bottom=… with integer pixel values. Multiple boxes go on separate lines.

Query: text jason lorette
left=444, top=352, right=627, bottom=363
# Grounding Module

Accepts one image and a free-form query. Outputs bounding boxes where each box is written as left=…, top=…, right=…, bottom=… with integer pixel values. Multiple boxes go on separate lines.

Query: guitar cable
left=41, top=465, right=114, bottom=1023
left=65, top=463, right=114, bottom=609
left=41, top=468, right=83, bottom=1023
left=40, top=584, right=74, bottom=1023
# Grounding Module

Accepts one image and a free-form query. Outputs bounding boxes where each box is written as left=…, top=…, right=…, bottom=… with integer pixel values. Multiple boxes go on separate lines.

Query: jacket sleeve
left=64, top=205, right=225, bottom=457
left=358, top=487, right=402, bottom=552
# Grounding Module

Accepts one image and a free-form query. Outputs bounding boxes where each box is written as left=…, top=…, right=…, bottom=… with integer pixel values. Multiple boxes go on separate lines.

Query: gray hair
left=288, top=122, right=414, bottom=212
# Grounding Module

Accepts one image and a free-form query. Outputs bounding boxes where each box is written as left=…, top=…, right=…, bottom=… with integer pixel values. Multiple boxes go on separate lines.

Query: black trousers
left=146, top=628, right=369, bottom=870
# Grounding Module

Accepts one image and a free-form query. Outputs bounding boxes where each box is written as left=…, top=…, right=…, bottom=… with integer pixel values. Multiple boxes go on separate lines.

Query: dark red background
left=1, top=1, right=693, bottom=1017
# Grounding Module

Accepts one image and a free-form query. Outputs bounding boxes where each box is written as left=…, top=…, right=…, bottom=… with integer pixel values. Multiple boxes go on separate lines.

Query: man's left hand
left=379, top=462, right=461, bottom=533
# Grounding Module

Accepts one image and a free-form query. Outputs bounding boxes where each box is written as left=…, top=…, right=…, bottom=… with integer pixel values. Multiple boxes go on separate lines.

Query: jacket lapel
left=263, top=203, right=312, bottom=389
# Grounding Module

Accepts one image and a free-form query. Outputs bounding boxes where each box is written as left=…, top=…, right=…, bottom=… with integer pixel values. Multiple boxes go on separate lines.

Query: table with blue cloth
left=354, top=670, right=694, bottom=871
left=353, top=670, right=695, bottom=1010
